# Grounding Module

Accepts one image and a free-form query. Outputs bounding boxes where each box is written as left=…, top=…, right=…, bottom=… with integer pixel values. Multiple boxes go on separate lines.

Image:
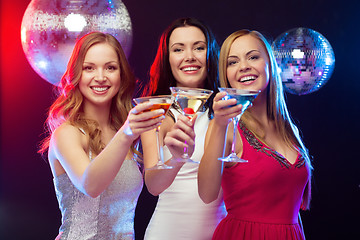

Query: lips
left=239, top=75, right=257, bottom=83
left=181, top=65, right=201, bottom=73
left=90, top=86, right=110, bottom=93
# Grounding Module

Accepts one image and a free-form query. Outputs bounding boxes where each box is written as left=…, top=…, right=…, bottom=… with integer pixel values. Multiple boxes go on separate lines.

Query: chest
left=222, top=150, right=309, bottom=201
left=106, top=159, right=143, bottom=197
left=262, top=136, right=298, bottom=164
left=101, top=128, right=117, bottom=146
left=245, top=124, right=298, bottom=164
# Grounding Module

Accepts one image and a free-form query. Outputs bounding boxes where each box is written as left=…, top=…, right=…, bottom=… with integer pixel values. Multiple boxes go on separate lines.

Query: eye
left=249, top=55, right=260, bottom=60
left=227, top=60, right=238, bottom=66
left=106, top=65, right=118, bottom=71
left=195, top=46, right=206, bottom=51
left=83, top=65, right=94, bottom=71
left=172, top=48, right=183, bottom=53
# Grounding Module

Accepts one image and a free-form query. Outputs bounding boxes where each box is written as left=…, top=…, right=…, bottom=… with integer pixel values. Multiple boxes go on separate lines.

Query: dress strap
left=78, top=127, right=93, bottom=160
left=78, top=127, right=86, bottom=135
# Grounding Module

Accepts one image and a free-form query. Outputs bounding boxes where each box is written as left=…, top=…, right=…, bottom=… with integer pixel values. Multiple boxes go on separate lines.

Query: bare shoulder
left=48, top=123, right=88, bottom=176
left=49, top=123, right=87, bottom=156
left=52, top=123, right=84, bottom=142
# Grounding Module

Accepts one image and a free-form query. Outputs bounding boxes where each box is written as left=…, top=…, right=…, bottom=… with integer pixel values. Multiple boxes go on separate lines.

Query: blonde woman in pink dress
left=198, top=30, right=312, bottom=240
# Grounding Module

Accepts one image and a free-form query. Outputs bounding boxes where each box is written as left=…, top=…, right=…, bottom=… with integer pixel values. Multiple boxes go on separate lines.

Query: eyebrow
left=170, top=40, right=206, bottom=48
left=83, top=61, right=119, bottom=65
left=228, top=49, right=260, bottom=58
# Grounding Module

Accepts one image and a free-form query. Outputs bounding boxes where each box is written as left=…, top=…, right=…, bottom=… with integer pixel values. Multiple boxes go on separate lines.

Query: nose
left=238, top=60, right=251, bottom=72
left=184, top=50, right=196, bottom=62
left=94, top=69, right=106, bottom=82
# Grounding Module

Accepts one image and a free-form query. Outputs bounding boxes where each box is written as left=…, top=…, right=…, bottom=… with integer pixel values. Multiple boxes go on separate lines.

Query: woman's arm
left=197, top=120, right=228, bottom=204
left=49, top=102, right=164, bottom=198
left=142, top=114, right=196, bottom=196
left=198, top=92, right=243, bottom=203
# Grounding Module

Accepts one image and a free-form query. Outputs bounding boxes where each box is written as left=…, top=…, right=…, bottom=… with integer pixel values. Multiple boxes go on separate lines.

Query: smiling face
left=226, top=34, right=270, bottom=93
left=168, top=26, right=207, bottom=88
left=79, top=42, right=121, bottom=108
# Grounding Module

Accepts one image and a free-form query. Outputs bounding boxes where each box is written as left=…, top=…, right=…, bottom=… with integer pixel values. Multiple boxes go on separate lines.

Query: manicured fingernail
left=157, top=109, right=165, bottom=114
left=131, top=108, right=138, bottom=114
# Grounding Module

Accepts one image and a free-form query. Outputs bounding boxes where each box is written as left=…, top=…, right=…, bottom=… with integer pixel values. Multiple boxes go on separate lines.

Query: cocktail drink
left=133, top=95, right=174, bottom=170
left=170, top=87, right=213, bottom=163
left=218, top=88, right=260, bottom=163
left=142, top=103, right=172, bottom=115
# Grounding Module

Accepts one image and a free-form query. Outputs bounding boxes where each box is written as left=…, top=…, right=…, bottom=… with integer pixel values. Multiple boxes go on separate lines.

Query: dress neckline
left=238, top=122, right=305, bottom=169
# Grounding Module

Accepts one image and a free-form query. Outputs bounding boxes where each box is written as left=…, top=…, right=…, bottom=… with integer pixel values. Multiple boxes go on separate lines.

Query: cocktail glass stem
left=177, top=115, right=198, bottom=163
left=155, top=126, right=164, bottom=164
left=227, top=114, right=248, bottom=162
left=230, top=117, right=238, bottom=155
left=181, top=115, right=192, bottom=159
left=182, top=144, right=190, bottom=158
left=170, top=87, right=213, bottom=163
left=217, top=88, right=260, bottom=163
left=146, top=125, right=174, bottom=170
left=133, top=95, right=174, bottom=170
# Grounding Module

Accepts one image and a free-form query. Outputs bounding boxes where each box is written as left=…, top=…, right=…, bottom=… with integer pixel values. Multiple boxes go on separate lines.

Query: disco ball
left=21, top=0, right=133, bottom=85
left=272, top=28, right=335, bottom=95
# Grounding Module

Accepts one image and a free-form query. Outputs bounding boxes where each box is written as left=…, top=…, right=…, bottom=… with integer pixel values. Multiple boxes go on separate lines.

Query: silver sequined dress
left=53, top=158, right=143, bottom=240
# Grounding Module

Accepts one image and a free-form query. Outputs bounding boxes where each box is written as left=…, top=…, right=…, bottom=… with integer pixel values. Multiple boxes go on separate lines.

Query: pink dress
left=212, top=122, right=310, bottom=240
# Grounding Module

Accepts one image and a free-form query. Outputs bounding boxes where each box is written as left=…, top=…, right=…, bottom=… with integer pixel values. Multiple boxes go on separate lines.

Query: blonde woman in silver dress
left=40, top=32, right=165, bottom=240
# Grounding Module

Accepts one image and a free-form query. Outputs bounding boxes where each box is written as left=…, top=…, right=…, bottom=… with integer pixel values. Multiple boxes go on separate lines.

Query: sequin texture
left=53, top=158, right=143, bottom=239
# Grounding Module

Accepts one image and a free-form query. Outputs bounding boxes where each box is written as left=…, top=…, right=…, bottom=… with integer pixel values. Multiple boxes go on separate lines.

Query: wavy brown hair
left=39, top=32, right=138, bottom=159
left=219, top=29, right=312, bottom=210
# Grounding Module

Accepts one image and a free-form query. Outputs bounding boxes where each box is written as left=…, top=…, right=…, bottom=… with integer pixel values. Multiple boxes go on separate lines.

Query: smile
left=181, top=66, right=200, bottom=72
left=91, top=86, right=110, bottom=92
left=239, top=75, right=257, bottom=83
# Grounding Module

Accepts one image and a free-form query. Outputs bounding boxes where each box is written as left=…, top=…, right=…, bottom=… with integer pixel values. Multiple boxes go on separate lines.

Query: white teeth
left=183, top=67, right=199, bottom=72
left=240, top=76, right=256, bottom=82
left=92, top=87, right=108, bottom=92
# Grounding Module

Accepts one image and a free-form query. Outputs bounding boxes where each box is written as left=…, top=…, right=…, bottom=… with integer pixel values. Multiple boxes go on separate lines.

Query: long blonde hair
left=39, top=32, right=138, bottom=158
left=219, top=30, right=312, bottom=210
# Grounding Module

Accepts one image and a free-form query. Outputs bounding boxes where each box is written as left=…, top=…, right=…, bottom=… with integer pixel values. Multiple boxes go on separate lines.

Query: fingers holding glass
left=213, top=92, right=242, bottom=125
left=170, top=87, right=213, bottom=162
left=133, top=95, right=174, bottom=170
left=123, top=103, right=165, bottom=139
left=164, top=115, right=196, bottom=161
left=217, top=88, right=260, bottom=163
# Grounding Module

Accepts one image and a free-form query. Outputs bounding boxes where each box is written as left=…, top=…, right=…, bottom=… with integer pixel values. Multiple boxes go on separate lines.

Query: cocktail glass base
left=175, top=158, right=199, bottom=164
left=146, top=162, right=174, bottom=171
left=218, top=153, right=248, bottom=163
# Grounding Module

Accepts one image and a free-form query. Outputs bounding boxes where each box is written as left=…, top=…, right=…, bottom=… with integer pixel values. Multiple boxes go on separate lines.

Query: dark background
left=1, top=0, right=359, bottom=239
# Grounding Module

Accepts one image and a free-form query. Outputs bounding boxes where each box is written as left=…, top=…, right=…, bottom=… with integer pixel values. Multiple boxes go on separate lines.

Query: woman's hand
left=120, top=102, right=165, bottom=141
left=213, top=91, right=243, bottom=126
left=164, top=114, right=197, bottom=160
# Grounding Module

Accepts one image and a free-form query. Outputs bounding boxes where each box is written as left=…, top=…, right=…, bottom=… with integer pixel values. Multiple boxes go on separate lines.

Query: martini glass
left=218, top=88, right=260, bottom=163
left=133, top=95, right=174, bottom=170
left=170, top=87, right=213, bottom=163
